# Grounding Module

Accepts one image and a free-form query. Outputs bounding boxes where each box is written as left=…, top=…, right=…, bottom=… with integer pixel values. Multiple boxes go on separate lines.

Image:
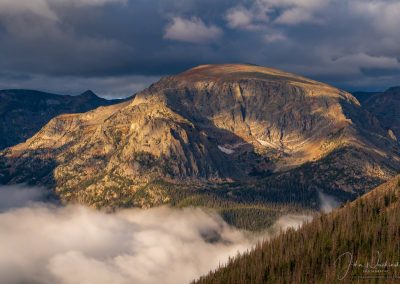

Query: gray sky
left=0, top=0, right=399, bottom=98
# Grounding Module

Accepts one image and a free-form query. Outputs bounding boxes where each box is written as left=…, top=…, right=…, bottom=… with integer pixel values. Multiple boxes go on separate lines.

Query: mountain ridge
left=363, top=86, right=400, bottom=140
left=0, top=64, right=399, bottom=215
left=0, top=89, right=126, bottom=150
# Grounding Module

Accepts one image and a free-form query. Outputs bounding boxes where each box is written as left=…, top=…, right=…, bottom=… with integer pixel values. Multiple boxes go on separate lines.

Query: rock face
left=1, top=64, right=399, bottom=208
left=363, top=86, right=400, bottom=140
left=0, top=89, right=124, bottom=150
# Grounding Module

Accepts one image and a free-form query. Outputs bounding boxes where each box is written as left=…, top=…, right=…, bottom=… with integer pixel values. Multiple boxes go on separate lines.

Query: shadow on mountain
left=1, top=65, right=400, bottom=230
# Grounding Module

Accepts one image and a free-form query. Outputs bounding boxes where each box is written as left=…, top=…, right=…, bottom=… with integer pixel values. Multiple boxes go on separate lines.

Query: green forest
left=195, top=176, right=400, bottom=283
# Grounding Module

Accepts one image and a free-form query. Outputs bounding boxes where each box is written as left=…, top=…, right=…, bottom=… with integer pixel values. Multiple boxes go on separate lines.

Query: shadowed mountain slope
left=351, top=91, right=380, bottom=104
left=363, top=86, right=400, bottom=141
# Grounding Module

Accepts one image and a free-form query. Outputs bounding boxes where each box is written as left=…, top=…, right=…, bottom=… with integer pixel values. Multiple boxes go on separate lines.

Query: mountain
left=195, top=175, right=400, bottom=283
left=0, top=64, right=399, bottom=221
left=363, top=86, right=400, bottom=141
left=0, top=89, right=123, bottom=150
left=351, top=91, right=380, bottom=104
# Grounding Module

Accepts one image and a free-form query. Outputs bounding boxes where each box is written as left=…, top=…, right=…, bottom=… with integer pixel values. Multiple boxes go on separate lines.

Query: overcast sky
left=0, top=0, right=399, bottom=98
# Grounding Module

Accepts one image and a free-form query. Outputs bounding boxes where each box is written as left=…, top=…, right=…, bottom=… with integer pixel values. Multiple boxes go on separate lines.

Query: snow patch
left=218, top=145, right=235, bottom=154
left=256, top=139, right=280, bottom=149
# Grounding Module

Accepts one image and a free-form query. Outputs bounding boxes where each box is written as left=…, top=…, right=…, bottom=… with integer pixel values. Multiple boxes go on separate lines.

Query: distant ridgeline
left=353, top=86, right=400, bottom=141
left=0, top=89, right=125, bottom=150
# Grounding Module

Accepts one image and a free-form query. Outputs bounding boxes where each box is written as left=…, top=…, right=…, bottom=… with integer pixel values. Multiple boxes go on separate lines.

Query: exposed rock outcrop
left=1, top=64, right=399, bottom=208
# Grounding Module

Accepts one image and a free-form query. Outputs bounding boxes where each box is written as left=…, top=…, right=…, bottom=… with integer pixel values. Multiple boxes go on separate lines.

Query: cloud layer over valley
left=0, top=185, right=312, bottom=284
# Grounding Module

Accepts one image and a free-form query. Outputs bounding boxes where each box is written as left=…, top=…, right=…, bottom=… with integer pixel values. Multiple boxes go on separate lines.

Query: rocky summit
left=1, top=64, right=399, bottom=209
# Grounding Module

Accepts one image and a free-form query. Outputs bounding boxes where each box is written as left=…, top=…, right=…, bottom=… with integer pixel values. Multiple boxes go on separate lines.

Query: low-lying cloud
left=318, top=191, right=342, bottom=213
left=272, top=214, right=313, bottom=231
left=0, top=184, right=47, bottom=211
left=0, top=205, right=251, bottom=284
left=0, top=185, right=312, bottom=284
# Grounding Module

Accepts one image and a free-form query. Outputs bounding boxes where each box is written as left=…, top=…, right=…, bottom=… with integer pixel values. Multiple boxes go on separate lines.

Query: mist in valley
left=0, top=185, right=312, bottom=284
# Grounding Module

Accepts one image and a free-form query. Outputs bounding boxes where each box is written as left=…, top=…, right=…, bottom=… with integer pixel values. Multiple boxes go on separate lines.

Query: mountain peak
left=364, top=85, right=400, bottom=140
left=1, top=64, right=399, bottom=210
left=175, top=64, right=319, bottom=86
left=79, top=90, right=99, bottom=99
left=384, top=86, right=400, bottom=94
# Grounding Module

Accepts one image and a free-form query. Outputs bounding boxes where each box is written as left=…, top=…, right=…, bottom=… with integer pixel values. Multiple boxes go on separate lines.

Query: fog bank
left=0, top=185, right=312, bottom=284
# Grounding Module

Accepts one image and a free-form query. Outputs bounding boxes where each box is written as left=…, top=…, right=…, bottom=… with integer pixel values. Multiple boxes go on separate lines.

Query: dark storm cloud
left=0, top=0, right=399, bottom=97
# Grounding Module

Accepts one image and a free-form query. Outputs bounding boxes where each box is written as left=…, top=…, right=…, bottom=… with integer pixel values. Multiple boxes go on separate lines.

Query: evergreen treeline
left=195, top=176, right=400, bottom=283
left=167, top=181, right=316, bottom=231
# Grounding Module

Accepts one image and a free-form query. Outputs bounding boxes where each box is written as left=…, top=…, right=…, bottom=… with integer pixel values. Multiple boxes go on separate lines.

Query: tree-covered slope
left=195, top=175, right=400, bottom=283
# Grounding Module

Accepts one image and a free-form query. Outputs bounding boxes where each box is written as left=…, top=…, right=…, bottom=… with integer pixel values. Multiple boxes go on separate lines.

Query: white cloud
left=225, top=1, right=272, bottom=30
left=272, top=214, right=313, bottom=231
left=298, top=53, right=400, bottom=78
left=264, top=32, right=287, bottom=43
left=0, top=0, right=57, bottom=20
left=54, top=0, right=127, bottom=7
left=0, top=185, right=312, bottom=284
left=0, top=0, right=133, bottom=77
left=275, top=7, right=316, bottom=25
left=318, top=191, right=341, bottom=213
left=351, top=0, right=400, bottom=35
left=225, top=0, right=326, bottom=30
left=164, top=17, right=222, bottom=43
left=335, top=53, right=400, bottom=70
left=0, top=0, right=126, bottom=20
left=226, top=6, right=254, bottom=29
left=0, top=205, right=253, bottom=284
